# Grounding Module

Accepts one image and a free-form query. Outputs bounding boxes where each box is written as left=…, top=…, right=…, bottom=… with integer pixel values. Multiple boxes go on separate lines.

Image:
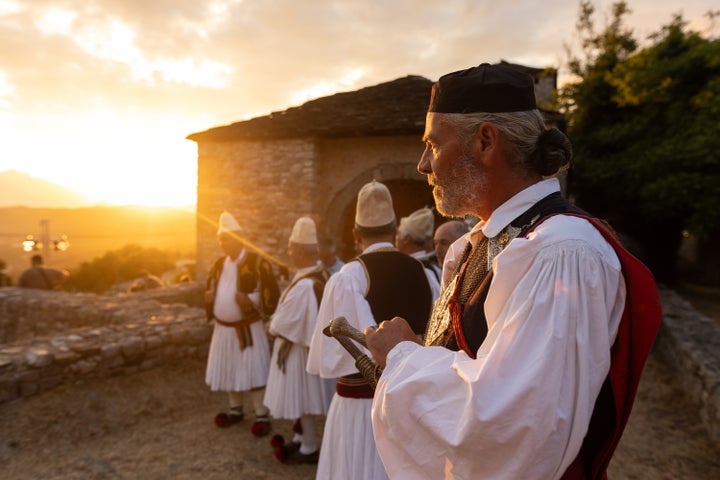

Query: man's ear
left=352, top=226, right=365, bottom=253
left=472, top=122, right=501, bottom=163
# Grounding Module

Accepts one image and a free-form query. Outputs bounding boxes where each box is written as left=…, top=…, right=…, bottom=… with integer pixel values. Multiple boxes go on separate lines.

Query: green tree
left=561, top=1, right=720, bottom=285
left=64, top=244, right=176, bottom=293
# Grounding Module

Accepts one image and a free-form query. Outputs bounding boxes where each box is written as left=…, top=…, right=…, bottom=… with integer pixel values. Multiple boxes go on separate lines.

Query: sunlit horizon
left=2, top=108, right=204, bottom=208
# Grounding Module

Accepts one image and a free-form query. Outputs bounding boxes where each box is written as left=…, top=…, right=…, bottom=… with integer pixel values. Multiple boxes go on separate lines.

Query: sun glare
left=5, top=108, right=199, bottom=208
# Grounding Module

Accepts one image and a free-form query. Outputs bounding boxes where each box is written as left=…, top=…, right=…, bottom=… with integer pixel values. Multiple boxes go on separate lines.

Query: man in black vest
left=365, top=63, right=660, bottom=479
left=307, top=180, right=433, bottom=480
left=204, top=211, right=279, bottom=437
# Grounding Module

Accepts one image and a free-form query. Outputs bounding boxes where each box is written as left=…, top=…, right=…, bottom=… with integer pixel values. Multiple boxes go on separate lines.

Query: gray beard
left=431, top=149, right=488, bottom=218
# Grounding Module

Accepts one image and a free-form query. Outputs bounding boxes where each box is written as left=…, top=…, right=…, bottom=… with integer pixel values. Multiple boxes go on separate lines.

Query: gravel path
left=1, top=348, right=719, bottom=479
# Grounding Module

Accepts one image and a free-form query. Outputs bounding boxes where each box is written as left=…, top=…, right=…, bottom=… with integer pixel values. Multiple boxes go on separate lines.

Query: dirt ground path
left=1, top=347, right=719, bottom=480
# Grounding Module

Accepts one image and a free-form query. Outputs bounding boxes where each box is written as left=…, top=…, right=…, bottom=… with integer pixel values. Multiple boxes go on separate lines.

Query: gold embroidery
left=424, top=274, right=458, bottom=346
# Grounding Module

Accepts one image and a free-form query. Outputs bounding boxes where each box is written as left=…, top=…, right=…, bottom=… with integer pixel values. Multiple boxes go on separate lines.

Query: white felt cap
left=290, top=216, right=318, bottom=245
left=217, top=211, right=241, bottom=235
left=355, top=180, right=395, bottom=228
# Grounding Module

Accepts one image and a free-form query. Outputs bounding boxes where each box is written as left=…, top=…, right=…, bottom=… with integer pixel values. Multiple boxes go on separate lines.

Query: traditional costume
left=399, top=207, right=442, bottom=301
left=370, top=64, right=661, bottom=480
left=400, top=207, right=442, bottom=284
left=264, top=217, right=330, bottom=463
left=307, top=181, right=434, bottom=480
left=205, top=211, right=280, bottom=435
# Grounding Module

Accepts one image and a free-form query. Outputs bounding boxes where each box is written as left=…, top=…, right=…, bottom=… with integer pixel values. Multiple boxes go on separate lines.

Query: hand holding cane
left=323, top=316, right=383, bottom=390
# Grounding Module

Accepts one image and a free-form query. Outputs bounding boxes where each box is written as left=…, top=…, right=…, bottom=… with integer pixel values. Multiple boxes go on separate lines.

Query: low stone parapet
left=655, top=286, right=720, bottom=444
left=0, top=285, right=211, bottom=403
left=0, top=283, right=205, bottom=343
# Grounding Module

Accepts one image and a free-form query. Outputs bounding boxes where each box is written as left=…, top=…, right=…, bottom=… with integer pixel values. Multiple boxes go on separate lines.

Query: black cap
left=428, top=63, right=537, bottom=113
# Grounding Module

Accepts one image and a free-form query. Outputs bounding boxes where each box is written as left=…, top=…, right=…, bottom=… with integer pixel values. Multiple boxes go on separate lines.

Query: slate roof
left=186, top=75, right=434, bottom=142
left=187, top=61, right=559, bottom=143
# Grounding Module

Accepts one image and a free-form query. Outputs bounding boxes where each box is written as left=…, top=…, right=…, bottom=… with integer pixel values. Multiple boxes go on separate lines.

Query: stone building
left=187, top=61, right=561, bottom=281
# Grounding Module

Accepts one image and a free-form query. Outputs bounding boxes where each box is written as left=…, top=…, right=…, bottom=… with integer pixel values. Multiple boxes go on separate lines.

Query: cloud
left=0, top=0, right=715, bottom=207
left=3, top=0, right=713, bottom=121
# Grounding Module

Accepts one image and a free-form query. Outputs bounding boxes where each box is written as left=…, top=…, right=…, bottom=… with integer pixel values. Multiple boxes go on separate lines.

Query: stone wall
left=654, top=287, right=720, bottom=444
left=1, top=284, right=718, bottom=445
left=196, top=138, right=319, bottom=281
left=0, top=284, right=210, bottom=403
left=194, top=134, right=431, bottom=281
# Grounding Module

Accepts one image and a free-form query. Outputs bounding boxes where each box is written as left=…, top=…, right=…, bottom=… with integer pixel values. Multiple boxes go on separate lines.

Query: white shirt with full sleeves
left=205, top=250, right=269, bottom=392
left=371, top=179, right=627, bottom=480
left=263, top=266, right=329, bottom=419
left=268, top=266, right=322, bottom=347
left=308, top=243, right=390, bottom=379
left=307, top=242, right=392, bottom=480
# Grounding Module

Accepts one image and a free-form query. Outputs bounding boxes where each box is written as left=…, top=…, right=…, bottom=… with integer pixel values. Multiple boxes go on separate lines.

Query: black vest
left=444, top=192, right=588, bottom=355
left=356, top=249, right=433, bottom=335
left=205, top=251, right=280, bottom=321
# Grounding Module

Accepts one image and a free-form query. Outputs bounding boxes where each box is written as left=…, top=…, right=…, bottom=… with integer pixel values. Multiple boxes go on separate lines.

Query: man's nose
left=417, top=148, right=431, bottom=175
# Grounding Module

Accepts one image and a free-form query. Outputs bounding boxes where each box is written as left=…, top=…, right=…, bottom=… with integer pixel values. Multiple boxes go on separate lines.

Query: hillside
left=0, top=170, right=91, bottom=208
left=0, top=206, right=196, bottom=279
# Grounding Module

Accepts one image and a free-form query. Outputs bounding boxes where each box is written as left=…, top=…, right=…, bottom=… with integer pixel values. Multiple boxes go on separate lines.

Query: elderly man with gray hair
left=365, top=63, right=661, bottom=479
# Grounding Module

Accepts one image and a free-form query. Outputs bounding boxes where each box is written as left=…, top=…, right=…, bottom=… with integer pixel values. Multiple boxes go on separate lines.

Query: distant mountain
left=0, top=170, right=91, bottom=208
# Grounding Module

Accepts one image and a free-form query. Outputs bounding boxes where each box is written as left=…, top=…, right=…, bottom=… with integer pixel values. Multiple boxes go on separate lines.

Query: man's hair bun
left=528, top=127, right=572, bottom=176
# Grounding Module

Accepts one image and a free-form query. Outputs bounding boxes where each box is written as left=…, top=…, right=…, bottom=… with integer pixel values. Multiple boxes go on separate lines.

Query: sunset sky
left=0, top=0, right=715, bottom=208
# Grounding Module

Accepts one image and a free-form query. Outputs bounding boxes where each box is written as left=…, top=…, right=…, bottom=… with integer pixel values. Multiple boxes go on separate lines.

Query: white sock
left=299, top=415, right=317, bottom=454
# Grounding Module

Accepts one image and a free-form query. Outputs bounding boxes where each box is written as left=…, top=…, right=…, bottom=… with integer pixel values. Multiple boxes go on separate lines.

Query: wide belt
left=336, top=373, right=374, bottom=399
left=215, top=311, right=262, bottom=350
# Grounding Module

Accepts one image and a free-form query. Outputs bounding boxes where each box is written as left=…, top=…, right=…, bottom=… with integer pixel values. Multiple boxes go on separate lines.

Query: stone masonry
left=654, top=287, right=720, bottom=444
left=188, top=64, right=564, bottom=282
left=0, top=284, right=209, bottom=403
left=0, top=284, right=718, bottom=445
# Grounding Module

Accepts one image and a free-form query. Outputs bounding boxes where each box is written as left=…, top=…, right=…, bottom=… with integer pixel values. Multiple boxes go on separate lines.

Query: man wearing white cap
left=396, top=206, right=442, bottom=304
left=307, top=180, right=434, bottom=480
left=204, top=211, right=280, bottom=436
left=263, top=217, right=330, bottom=464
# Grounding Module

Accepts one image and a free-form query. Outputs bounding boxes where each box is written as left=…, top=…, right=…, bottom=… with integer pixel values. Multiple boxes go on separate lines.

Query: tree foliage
left=560, top=1, right=720, bottom=284
left=63, top=244, right=176, bottom=293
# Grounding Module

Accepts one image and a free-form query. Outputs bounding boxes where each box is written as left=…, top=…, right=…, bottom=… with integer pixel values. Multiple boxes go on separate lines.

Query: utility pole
left=40, top=219, right=50, bottom=265
left=22, top=219, right=69, bottom=266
